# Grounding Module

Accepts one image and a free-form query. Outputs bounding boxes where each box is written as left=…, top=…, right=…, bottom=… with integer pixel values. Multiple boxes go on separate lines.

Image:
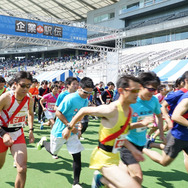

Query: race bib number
left=48, top=103, right=55, bottom=111
left=8, top=116, right=26, bottom=128
left=96, top=93, right=100, bottom=98
left=112, top=134, right=128, bottom=154
left=106, top=98, right=111, bottom=104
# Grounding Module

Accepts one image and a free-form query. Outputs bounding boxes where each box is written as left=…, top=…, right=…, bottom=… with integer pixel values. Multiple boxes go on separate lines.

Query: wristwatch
left=29, top=128, right=34, bottom=131
left=66, top=123, right=73, bottom=130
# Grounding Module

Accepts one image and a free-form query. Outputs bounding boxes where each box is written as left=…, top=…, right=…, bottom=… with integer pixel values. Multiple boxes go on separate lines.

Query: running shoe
left=91, top=170, right=104, bottom=188
left=79, top=136, right=85, bottom=140
left=37, top=136, right=47, bottom=150
left=145, top=139, right=154, bottom=149
left=72, top=184, right=82, bottom=188
left=40, top=122, right=44, bottom=130
left=52, top=155, right=58, bottom=159
left=150, top=136, right=155, bottom=142
left=13, top=161, right=17, bottom=168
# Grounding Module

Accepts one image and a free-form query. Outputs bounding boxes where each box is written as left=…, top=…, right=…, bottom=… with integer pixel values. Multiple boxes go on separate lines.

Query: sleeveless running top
left=89, top=101, right=131, bottom=170
left=0, top=91, right=30, bottom=128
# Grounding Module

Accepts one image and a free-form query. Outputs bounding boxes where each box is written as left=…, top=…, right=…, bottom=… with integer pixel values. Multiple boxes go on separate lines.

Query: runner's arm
left=28, top=97, right=34, bottom=143
left=62, top=105, right=114, bottom=140
left=172, top=98, right=188, bottom=127
left=161, top=100, right=173, bottom=128
left=155, top=113, right=165, bottom=142
left=130, top=116, right=154, bottom=129
left=69, top=105, right=114, bottom=128
left=99, top=94, right=104, bottom=104
left=40, top=97, right=46, bottom=110
left=56, top=110, right=69, bottom=125
left=0, top=93, right=14, bottom=145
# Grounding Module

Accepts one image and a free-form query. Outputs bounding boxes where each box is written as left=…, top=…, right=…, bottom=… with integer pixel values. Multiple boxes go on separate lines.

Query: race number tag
left=48, top=103, right=55, bottom=111
left=8, top=116, right=26, bottom=128
left=112, top=134, right=128, bottom=154
left=106, top=98, right=111, bottom=104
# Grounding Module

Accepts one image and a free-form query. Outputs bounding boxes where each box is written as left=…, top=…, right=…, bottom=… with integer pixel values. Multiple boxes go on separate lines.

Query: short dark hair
left=0, top=76, right=6, bottom=83
left=139, top=72, right=160, bottom=88
left=116, top=75, right=140, bottom=89
left=14, top=71, right=33, bottom=83
left=79, top=77, right=94, bottom=89
left=54, top=81, right=59, bottom=85
left=41, top=80, right=48, bottom=85
left=107, top=82, right=115, bottom=87
left=32, top=78, right=38, bottom=83
left=181, top=71, right=188, bottom=83
left=51, top=84, right=59, bottom=90
left=175, top=77, right=183, bottom=88
left=65, top=77, right=78, bottom=87
left=157, top=85, right=166, bottom=93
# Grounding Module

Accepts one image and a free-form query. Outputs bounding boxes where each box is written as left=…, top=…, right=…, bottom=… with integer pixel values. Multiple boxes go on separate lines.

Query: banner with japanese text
left=0, top=15, right=87, bottom=44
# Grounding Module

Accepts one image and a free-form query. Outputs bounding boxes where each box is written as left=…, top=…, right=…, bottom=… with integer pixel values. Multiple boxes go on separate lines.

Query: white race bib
left=47, top=103, right=55, bottom=111
left=8, top=115, right=26, bottom=128
left=112, top=134, right=128, bottom=154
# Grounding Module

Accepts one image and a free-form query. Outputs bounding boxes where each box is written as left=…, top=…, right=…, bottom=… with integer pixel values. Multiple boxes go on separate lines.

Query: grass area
left=1, top=117, right=188, bottom=188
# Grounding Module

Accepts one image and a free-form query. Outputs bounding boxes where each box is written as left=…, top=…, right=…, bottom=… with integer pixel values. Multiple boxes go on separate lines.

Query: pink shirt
left=43, top=93, right=59, bottom=112
left=155, top=93, right=165, bottom=104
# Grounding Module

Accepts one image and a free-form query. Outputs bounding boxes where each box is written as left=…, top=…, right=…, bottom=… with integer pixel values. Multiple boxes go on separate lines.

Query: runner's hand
left=43, top=108, right=47, bottom=111
left=131, top=149, right=145, bottom=162
left=3, top=133, right=14, bottom=146
left=29, top=131, right=35, bottom=143
left=142, top=116, right=154, bottom=126
left=71, top=127, right=78, bottom=134
left=62, top=127, right=71, bottom=140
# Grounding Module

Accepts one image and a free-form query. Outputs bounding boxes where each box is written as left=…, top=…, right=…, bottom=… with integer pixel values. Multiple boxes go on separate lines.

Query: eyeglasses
left=81, top=88, right=93, bottom=94
left=144, top=87, right=157, bottom=92
left=124, top=88, right=140, bottom=93
left=19, top=83, right=32, bottom=89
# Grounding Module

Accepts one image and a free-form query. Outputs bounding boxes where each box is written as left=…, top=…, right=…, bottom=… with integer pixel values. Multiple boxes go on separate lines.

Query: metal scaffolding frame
left=0, top=9, right=123, bottom=82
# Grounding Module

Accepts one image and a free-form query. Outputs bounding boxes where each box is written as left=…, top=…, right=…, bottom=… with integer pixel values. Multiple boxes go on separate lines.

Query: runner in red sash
left=0, top=71, right=34, bottom=188
left=99, top=82, right=115, bottom=105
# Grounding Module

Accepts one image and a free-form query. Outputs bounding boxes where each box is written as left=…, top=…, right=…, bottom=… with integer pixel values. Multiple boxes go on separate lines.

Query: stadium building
left=0, top=0, right=188, bottom=83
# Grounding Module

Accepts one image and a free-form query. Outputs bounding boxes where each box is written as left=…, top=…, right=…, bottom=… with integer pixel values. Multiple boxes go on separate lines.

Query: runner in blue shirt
left=143, top=91, right=188, bottom=173
left=55, top=77, right=79, bottom=109
left=120, top=72, right=165, bottom=185
left=37, top=77, right=94, bottom=188
left=161, top=72, right=188, bottom=129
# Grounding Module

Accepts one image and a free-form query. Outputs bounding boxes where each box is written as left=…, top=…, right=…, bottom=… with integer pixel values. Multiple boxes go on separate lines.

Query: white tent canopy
left=152, top=59, right=188, bottom=82
left=35, top=70, right=80, bottom=82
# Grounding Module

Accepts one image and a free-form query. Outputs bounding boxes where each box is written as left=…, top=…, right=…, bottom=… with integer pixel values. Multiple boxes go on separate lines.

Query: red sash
left=106, top=90, right=112, bottom=98
left=100, top=107, right=131, bottom=144
left=42, top=88, right=48, bottom=96
left=96, top=87, right=101, bottom=94
left=0, top=95, right=29, bottom=127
